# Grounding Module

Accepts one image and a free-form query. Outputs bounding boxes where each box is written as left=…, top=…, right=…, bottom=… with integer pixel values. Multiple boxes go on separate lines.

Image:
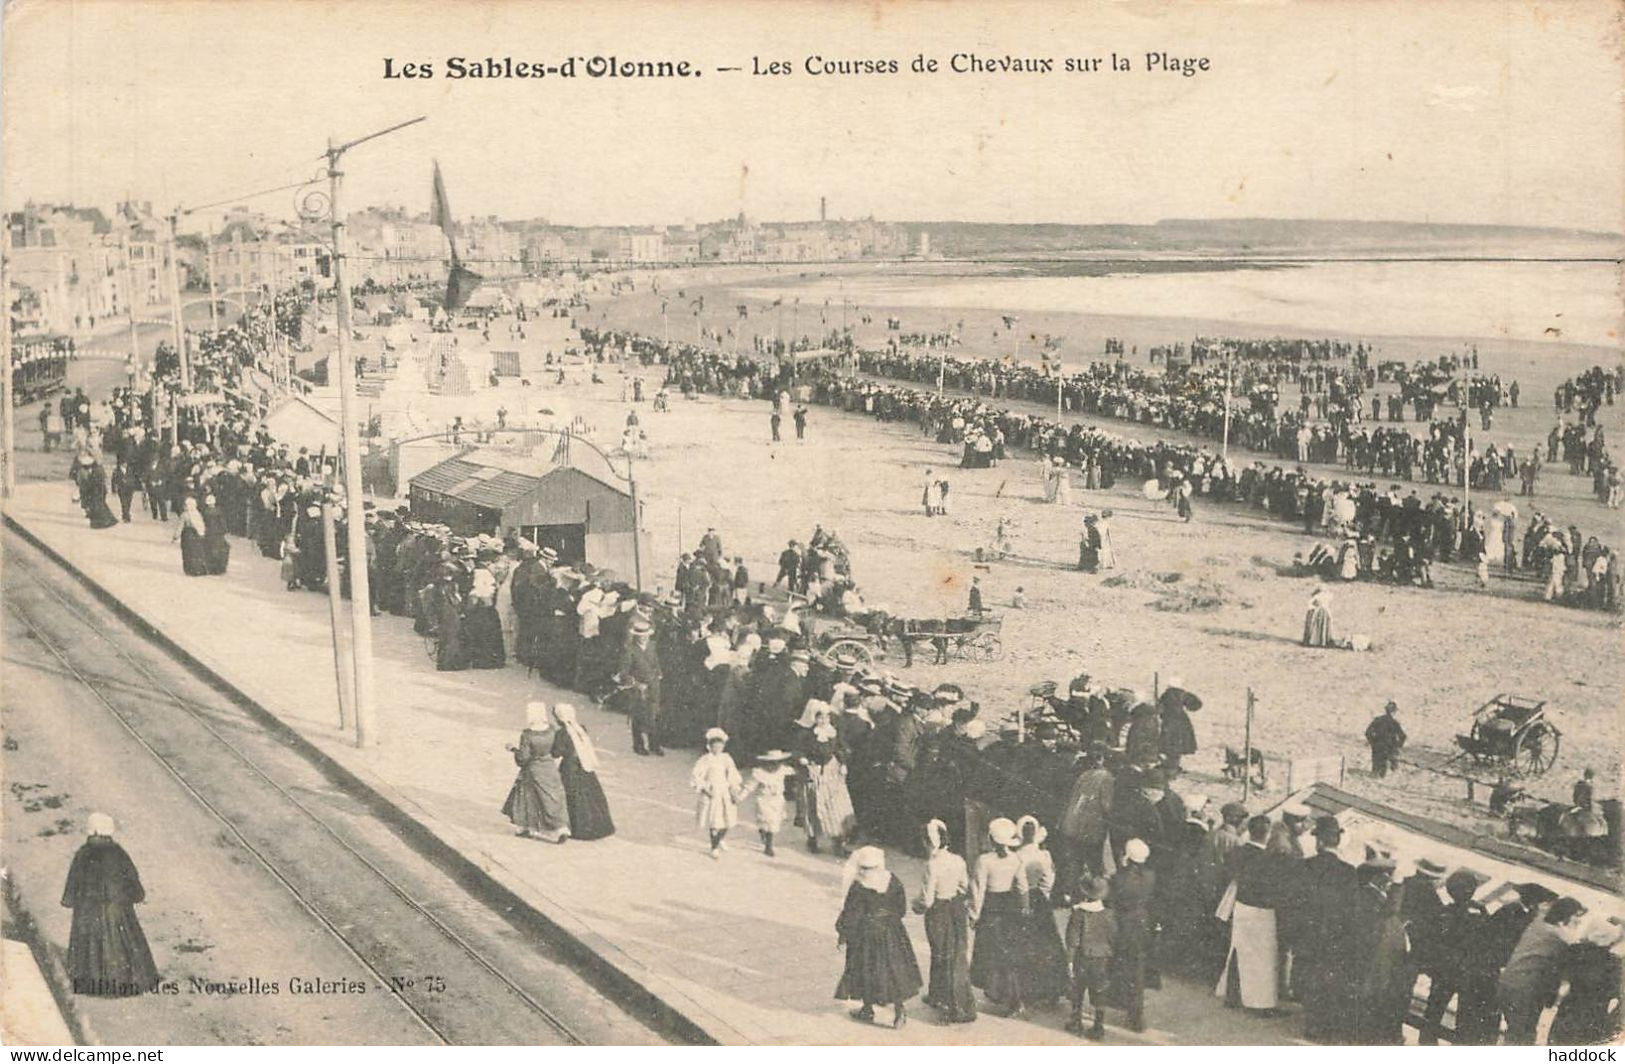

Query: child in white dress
left=743, top=750, right=794, bottom=857
left=691, top=727, right=744, bottom=859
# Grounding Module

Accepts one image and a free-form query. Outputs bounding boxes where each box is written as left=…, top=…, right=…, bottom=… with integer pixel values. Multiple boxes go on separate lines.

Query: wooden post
left=1242, top=687, right=1256, bottom=803
left=322, top=499, right=354, bottom=731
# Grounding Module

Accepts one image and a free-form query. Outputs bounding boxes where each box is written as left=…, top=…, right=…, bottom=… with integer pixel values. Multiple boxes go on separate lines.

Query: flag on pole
left=431, top=160, right=482, bottom=311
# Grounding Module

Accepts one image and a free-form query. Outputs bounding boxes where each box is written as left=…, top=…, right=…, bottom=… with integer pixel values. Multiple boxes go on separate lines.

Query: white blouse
left=917, top=849, right=970, bottom=909
left=1017, top=843, right=1057, bottom=898
left=970, top=850, right=1029, bottom=921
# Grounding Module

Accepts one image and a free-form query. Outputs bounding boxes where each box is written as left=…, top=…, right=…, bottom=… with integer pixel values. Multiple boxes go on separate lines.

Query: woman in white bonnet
left=501, top=702, right=571, bottom=843
left=61, top=813, right=160, bottom=996
left=835, top=846, right=922, bottom=1028
left=551, top=703, right=615, bottom=840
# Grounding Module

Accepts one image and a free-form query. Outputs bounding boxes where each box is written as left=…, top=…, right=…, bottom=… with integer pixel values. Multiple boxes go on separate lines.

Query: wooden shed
left=408, top=449, right=643, bottom=579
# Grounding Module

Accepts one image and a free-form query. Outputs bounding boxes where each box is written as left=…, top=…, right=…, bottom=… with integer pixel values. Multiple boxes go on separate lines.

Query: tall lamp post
left=324, top=115, right=426, bottom=748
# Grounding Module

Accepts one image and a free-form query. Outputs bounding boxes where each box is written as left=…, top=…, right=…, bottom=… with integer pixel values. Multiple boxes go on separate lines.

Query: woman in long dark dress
left=1015, top=815, right=1071, bottom=1006
left=296, top=504, right=326, bottom=590
left=201, top=493, right=230, bottom=575
left=551, top=703, right=614, bottom=840
left=176, top=496, right=209, bottom=576
left=430, top=570, right=470, bottom=672
left=464, top=562, right=506, bottom=669
left=913, top=819, right=976, bottom=1023
left=501, top=703, right=571, bottom=843
left=73, top=455, right=119, bottom=529
left=970, top=817, right=1031, bottom=1016
left=60, top=814, right=159, bottom=997
left=836, top=846, right=923, bottom=1028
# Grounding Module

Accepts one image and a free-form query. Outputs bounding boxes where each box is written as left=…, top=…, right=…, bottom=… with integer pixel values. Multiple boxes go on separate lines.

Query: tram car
left=11, top=334, right=72, bottom=405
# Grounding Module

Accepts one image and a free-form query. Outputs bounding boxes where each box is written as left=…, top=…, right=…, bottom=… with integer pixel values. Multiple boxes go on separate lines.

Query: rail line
left=4, top=542, right=598, bottom=1046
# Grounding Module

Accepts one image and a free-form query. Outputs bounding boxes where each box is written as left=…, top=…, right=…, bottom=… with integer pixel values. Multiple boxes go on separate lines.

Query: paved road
left=1, top=528, right=677, bottom=1046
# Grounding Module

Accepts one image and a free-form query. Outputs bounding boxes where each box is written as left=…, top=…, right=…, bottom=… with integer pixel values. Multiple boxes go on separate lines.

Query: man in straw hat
left=621, top=616, right=664, bottom=756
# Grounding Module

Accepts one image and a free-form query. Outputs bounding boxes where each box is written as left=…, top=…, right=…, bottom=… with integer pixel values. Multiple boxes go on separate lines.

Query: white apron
left=1215, top=901, right=1278, bottom=1009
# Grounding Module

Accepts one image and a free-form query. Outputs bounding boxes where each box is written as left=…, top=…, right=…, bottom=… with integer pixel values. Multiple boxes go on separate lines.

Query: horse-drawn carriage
left=1452, top=694, right=1561, bottom=779
left=896, top=613, right=1004, bottom=665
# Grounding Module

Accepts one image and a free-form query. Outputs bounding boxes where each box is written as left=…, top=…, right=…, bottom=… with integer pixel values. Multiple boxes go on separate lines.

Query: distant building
left=3, top=202, right=178, bottom=335
left=211, top=209, right=327, bottom=301
left=347, top=207, right=449, bottom=287
left=615, top=229, right=666, bottom=263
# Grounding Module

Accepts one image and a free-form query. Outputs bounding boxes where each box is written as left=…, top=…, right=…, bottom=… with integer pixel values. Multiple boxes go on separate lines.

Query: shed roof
left=409, top=449, right=629, bottom=510
left=410, top=457, right=542, bottom=509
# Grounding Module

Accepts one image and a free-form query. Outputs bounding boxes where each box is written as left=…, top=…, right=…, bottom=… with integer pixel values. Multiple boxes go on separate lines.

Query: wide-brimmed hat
left=987, top=817, right=1020, bottom=848
left=1415, top=857, right=1448, bottom=879
left=757, top=749, right=793, bottom=763
left=539, top=546, right=559, bottom=561
left=704, top=727, right=729, bottom=744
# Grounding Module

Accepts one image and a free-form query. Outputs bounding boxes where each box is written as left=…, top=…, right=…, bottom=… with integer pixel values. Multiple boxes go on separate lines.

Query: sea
left=740, top=259, right=1624, bottom=353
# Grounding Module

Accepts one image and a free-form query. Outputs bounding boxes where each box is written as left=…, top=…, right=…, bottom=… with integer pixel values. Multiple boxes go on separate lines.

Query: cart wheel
left=1513, top=723, right=1560, bottom=778
left=825, top=639, right=872, bottom=667
left=981, top=634, right=1004, bottom=662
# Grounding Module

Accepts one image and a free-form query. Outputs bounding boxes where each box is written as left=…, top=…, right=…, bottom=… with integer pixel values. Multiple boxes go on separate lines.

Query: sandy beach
left=408, top=260, right=1625, bottom=841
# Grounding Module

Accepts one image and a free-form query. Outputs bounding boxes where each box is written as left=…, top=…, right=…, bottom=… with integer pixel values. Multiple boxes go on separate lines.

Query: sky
left=3, top=0, right=1622, bottom=235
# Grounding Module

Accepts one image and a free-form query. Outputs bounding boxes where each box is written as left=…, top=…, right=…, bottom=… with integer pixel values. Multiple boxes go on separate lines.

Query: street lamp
left=324, top=115, right=426, bottom=748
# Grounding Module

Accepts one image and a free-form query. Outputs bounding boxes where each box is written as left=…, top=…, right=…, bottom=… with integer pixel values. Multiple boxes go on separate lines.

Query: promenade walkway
left=4, top=482, right=1303, bottom=1046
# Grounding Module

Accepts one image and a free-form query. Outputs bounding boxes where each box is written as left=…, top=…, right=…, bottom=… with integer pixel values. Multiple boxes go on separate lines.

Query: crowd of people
left=45, top=298, right=1624, bottom=1042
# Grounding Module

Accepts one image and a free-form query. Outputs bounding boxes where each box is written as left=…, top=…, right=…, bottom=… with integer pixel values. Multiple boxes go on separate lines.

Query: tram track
left=3, top=528, right=680, bottom=1045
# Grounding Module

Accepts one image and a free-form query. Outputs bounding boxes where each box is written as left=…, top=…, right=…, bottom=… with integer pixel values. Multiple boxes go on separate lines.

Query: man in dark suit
left=620, top=618, right=664, bottom=756
left=1419, top=870, right=1495, bottom=1044
left=1297, top=817, right=1360, bottom=1042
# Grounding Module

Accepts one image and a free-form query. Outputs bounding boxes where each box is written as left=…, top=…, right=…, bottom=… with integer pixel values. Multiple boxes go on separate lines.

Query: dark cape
left=61, top=837, right=160, bottom=997
left=834, top=874, right=923, bottom=1006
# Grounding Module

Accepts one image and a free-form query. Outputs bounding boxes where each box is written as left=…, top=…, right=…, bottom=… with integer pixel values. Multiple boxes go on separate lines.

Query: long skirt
left=560, top=761, right=615, bottom=840
left=204, top=533, right=230, bottom=575
left=66, top=901, right=160, bottom=997
left=436, top=615, right=470, bottom=671
left=1302, top=604, right=1334, bottom=647
left=502, top=761, right=570, bottom=838
left=1216, top=901, right=1279, bottom=1009
left=836, top=918, right=924, bottom=1006
left=180, top=527, right=208, bottom=576
left=464, top=604, right=506, bottom=669
left=924, top=896, right=977, bottom=1022
left=1021, top=889, right=1071, bottom=1003
left=85, top=491, right=118, bottom=530
left=970, top=888, right=1027, bottom=1008
left=805, top=759, right=856, bottom=842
